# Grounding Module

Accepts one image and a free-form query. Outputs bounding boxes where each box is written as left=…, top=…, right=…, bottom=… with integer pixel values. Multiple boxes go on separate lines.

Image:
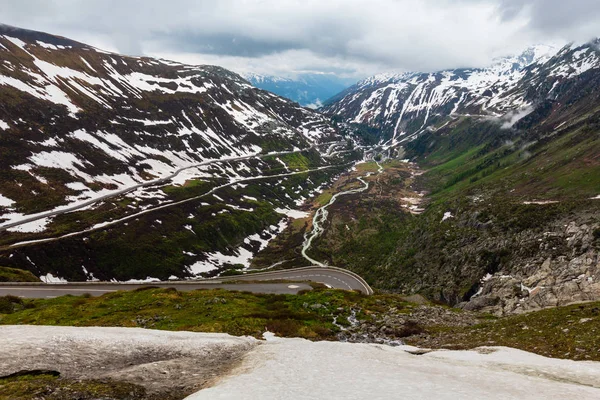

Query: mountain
left=242, top=72, right=353, bottom=108
left=317, top=40, right=600, bottom=314
left=0, top=25, right=359, bottom=282
left=322, top=45, right=574, bottom=143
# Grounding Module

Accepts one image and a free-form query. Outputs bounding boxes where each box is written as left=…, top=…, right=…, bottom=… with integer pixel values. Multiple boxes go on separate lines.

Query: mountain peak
left=0, top=23, right=86, bottom=49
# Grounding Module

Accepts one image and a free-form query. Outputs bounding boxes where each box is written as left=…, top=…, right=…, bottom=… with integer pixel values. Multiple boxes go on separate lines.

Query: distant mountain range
left=241, top=72, right=354, bottom=108
left=322, top=43, right=600, bottom=144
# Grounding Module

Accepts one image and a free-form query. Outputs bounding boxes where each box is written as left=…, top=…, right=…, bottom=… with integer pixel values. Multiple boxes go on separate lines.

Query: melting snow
left=441, top=212, right=454, bottom=222
left=0, top=194, right=15, bottom=207
left=6, top=217, right=51, bottom=233
left=275, top=208, right=309, bottom=219
left=188, top=219, right=288, bottom=274
left=123, top=277, right=161, bottom=284
left=187, top=340, right=600, bottom=400
left=40, top=273, right=68, bottom=283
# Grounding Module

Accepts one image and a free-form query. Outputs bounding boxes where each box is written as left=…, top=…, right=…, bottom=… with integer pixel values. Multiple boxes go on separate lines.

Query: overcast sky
left=1, top=0, right=599, bottom=79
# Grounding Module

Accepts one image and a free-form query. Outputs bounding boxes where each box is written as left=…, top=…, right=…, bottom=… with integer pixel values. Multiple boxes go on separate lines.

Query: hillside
left=305, top=41, right=600, bottom=314
left=0, top=25, right=359, bottom=282
left=323, top=43, right=600, bottom=146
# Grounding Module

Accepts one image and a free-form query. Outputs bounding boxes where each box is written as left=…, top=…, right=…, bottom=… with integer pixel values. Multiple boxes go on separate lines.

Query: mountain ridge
left=0, top=24, right=358, bottom=282
left=322, top=41, right=600, bottom=147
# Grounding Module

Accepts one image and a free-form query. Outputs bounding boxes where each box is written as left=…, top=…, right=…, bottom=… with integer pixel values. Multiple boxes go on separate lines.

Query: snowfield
left=1, top=326, right=599, bottom=399
left=0, top=326, right=257, bottom=396
left=188, top=334, right=600, bottom=400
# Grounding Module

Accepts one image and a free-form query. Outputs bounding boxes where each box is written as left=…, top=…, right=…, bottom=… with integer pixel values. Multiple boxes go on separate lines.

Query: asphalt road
left=0, top=267, right=373, bottom=298
left=0, top=282, right=314, bottom=298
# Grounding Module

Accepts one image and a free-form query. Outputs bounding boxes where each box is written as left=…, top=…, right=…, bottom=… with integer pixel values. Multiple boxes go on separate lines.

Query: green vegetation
left=314, top=191, right=334, bottom=206
left=0, top=289, right=410, bottom=340
left=0, top=266, right=39, bottom=282
left=355, top=161, right=380, bottom=173
left=0, top=295, right=30, bottom=314
left=278, top=152, right=311, bottom=171
left=408, top=117, right=600, bottom=202
left=410, top=301, right=600, bottom=361
left=161, top=179, right=215, bottom=201
left=0, top=372, right=151, bottom=400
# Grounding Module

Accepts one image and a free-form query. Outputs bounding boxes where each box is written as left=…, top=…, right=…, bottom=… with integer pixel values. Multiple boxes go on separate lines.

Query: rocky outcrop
left=461, top=220, right=600, bottom=315
left=337, top=304, right=478, bottom=345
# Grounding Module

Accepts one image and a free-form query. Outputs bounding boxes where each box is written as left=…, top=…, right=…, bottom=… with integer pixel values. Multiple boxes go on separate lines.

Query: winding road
left=0, top=141, right=343, bottom=233
left=3, top=163, right=352, bottom=250
left=0, top=266, right=373, bottom=298
left=301, top=160, right=382, bottom=267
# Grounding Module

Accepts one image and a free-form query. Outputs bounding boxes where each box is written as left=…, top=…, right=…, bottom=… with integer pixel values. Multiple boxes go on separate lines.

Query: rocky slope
left=0, top=25, right=358, bottom=281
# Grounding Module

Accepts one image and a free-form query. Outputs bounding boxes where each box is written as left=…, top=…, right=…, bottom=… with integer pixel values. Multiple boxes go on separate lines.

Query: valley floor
left=2, top=326, right=599, bottom=400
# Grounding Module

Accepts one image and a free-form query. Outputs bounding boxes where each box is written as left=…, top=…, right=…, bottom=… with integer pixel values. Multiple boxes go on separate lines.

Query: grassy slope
left=0, top=159, right=349, bottom=281
left=2, top=289, right=600, bottom=362
left=0, top=373, right=152, bottom=400
left=0, top=266, right=39, bottom=282
left=308, top=112, right=600, bottom=304
left=0, top=288, right=404, bottom=340
left=408, top=301, right=600, bottom=361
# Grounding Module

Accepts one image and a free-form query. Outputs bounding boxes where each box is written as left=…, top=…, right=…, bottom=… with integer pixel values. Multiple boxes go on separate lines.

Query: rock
left=462, top=295, right=500, bottom=311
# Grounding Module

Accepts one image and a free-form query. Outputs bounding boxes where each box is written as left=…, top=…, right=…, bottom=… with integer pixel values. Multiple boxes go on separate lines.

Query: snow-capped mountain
left=323, top=43, right=600, bottom=144
left=0, top=25, right=356, bottom=282
left=242, top=72, right=353, bottom=108
left=0, top=25, right=343, bottom=217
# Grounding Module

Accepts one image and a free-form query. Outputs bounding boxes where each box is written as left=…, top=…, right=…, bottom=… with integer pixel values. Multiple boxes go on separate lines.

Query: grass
left=0, top=288, right=408, bottom=340
left=355, top=161, right=380, bottom=173
left=279, top=153, right=311, bottom=171
left=0, top=372, right=151, bottom=400
left=0, top=266, right=39, bottom=282
left=409, top=301, right=600, bottom=361
left=314, top=190, right=334, bottom=206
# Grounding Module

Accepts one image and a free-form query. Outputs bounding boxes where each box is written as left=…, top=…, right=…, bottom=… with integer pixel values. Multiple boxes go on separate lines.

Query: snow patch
left=275, top=208, right=309, bottom=219
left=187, top=341, right=600, bottom=400
left=40, top=273, right=68, bottom=283
left=441, top=212, right=454, bottom=222
left=0, top=194, right=15, bottom=207
left=6, top=217, right=51, bottom=233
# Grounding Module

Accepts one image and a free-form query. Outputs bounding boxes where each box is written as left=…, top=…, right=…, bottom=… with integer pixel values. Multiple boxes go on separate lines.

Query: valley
left=0, top=17, right=600, bottom=399
left=0, top=24, right=598, bottom=314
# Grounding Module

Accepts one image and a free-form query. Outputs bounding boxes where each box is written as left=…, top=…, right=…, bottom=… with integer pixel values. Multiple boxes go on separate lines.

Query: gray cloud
left=496, top=0, right=600, bottom=42
left=0, top=0, right=598, bottom=79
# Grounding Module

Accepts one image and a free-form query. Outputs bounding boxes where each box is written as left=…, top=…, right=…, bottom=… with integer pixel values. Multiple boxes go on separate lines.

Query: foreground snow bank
left=0, top=326, right=257, bottom=395
left=188, top=335, right=600, bottom=400
left=3, top=326, right=599, bottom=399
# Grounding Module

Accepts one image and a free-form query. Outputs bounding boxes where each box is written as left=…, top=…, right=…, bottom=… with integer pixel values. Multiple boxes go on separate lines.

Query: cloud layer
left=2, top=0, right=599, bottom=78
